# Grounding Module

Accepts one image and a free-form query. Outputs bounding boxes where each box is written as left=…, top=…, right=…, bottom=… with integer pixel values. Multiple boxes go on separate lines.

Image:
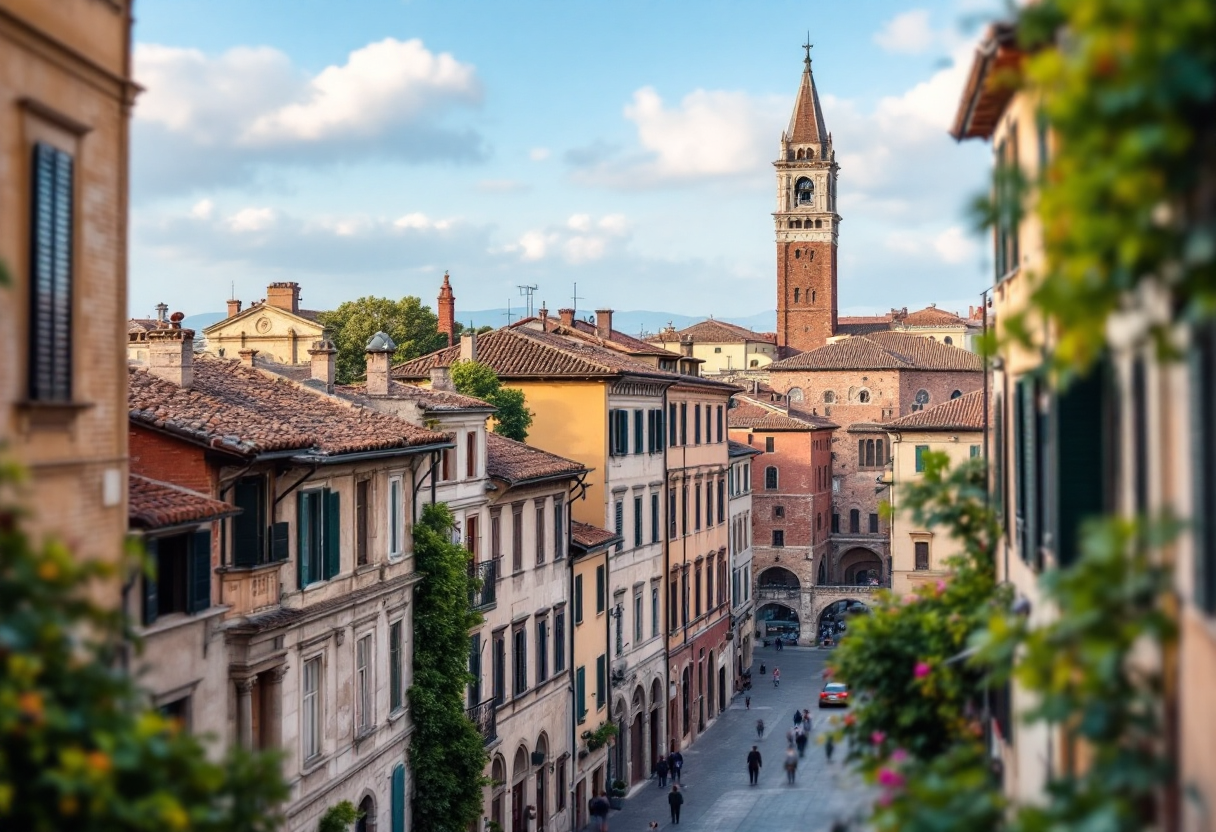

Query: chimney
left=309, top=329, right=338, bottom=394
left=558, top=308, right=575, bottom=328
left=365, top=331, right=397, bottom=397
left=595, top=309, right=614, bottom=339
left=460, top=331, right=478, bottom=363
left=680, top=335, right=694, bottom=357
left=155, top=302, right=169, bottom=324
left=239, top=348, right=259, bottom=367
left=226, top=298, right=242, bottom=318
left=437, top=271, right=456, bottom=347
left=146, top=312, right=194, bottom=388
left=430, top=366, right=454, bottom=391
left=538, top=305, right=549, bottom=332
left=265, top=282, right=300, bottom=314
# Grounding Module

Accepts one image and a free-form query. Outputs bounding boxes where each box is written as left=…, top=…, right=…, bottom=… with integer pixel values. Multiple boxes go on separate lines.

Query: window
left=468, top=633, right=482, bottom=706
left=651, top=586, right=660, bottom=637
left=858, top=390, right=871, bottom=404
left=765, top=436, right=775, bottom=453
left=28, top=142, right=74, bottom=403
left=596, top=565, right=606, bottom=614
left=298, top=489, right=340, bottom=587
left=553, top=501, right=564, bottom=560
left=513, top=627, right=528, bottom=696
left=467, top=431, right=477, bottom=478
left=695, top=567, right=702, bottom=617
left=823, top=390, right=836, bottom=404
left=608, top=408, right=630, bottom=456
left=390, top=621, right=404, bottom=712
left=388, top=476, right=404, bottom=558
left=537, top=618, right=549, bottom=683
left=794, top=288, right=801, bottom=303
left=764, top=466, right=778, bottom=490
left=634, top=409, right=644, bottom=454
left=694, top=485, right=702, bottom=531
left=915, top=445, right=929, bottom=473
left=651, top=493, right=660, bottom=543
left=441, top=448, right=453, bottom=482
left=391, top=764, right=406, bottom=832
left=694, top=404, right=702, bottom=444
left=849, top=509, right=860, bottom=534
left=869, top=513, right=879, bottom=534
left=575, top=666, right=587, bottom=722
left=1193, top=323, right=1216, bottom=614
left=787, top=388, right=804, bottom=402
left=554, top=610, right=566, bottom=672
left=944, top=336, right=954, bottom=346
left=491, top=510, right=502, bottom=560
left=467, top=514, right=479, bottom=558
left=142, top=530, right=211, bottom=625
left=832, top=476, right=841, bottom=494
left=832, top=512, right=839, bottom=533
left=669, top=578, right=678, bottom=631
left=795, top=176, right=814, bottom=205
left=680, top=403, right=688, bottom=445
left=669, top=403, right=678, bottom=447
left=717, top=477, right=725, bottom=521
left=912, top=390, right=930, bottom=412
left=714, top=345, right=723, bottom=352
left=668, top=491, right=678, bottom=540
left=493, top=631, right=506, bottom=705
left=858, top=439, right=886, bottom=468
left=915, top=541, right=930, bottom=570
left=681, top=570, right=690, bottom=625
left=356, top=480, right=370, bottom=566
left=356, top=634, right=374, bottom=733
left=705, top=481, right=713, bottom=526
left=536, top=504, right=546, bottom=565
left=232, top=476, right=279, bottom=567
left=716, top=405, right=724, bottom=442
left=648, top=408, right=666, bottom=453
left=511, top=505, right=524, bottom=571
left=634, top=592, right=643, bottom=642
left=556, top=758, right=567, bottom=811
left=633, top=495, right=643, bottom=547
left=773, top=505, right=785, bottom=519
left=681, top=485, right=689, bottom=536
left=614, top=500, right=624, bottom=552
left=615, top=603, right=623, bottom=655
left=971, top=445, right=981, bottom=458
left=772, top=530, right=785, bottom=547
left=595, top=654, right=607, bottom=710
left=706, top=557, right=714, bottom=608
left=302, top=656, right=322, bottom=761
left=574, top=575, right=584, bottom=623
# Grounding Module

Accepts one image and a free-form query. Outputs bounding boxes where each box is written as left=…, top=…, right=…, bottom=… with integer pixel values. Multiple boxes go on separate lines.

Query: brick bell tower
left=775, top=40, right=840, bottom=355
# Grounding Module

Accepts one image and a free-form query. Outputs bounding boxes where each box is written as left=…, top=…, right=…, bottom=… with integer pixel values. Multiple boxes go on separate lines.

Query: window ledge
left=354, top=725, right=378, bottom=745
left=14, top=399, right=93, bottom=430
left=218, top=561, right=285, bottom=575
left=300, top=753, right=330, bottom=777
left=387, top=706, right=409, bottom=725
left=140, top=604, right=229, bottom=637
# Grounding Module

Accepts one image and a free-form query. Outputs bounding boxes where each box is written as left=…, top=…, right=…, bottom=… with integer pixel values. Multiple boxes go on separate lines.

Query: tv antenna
left=572, top=282, right=584, bottom=318
left=518, top=284, right=538, bottom=319
left=501, top=300, right=514, bottom=326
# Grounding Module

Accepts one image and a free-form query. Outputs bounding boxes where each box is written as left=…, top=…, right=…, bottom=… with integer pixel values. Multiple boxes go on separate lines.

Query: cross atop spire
left=785, top=40, right=828, bottom=145
left=802, top=33, right=813, bottom=66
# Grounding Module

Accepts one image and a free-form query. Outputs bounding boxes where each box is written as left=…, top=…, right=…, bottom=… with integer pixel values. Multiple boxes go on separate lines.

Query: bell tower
left=775, top=40, right=840, bottom=355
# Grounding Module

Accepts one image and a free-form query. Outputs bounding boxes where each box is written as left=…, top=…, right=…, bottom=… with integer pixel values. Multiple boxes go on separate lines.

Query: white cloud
left=529, top=147, right=551, bottom=161
left=932, top=225, right=977, bottom=264
left=567, top=214, right=592, bottom=232
left=227, top=207, right=276, bottom=232
left=873, top=9, right=938, bottom=55
left=513, top=213, right=631, bottom=264
left=394, top=212, right=453, bottom=231
left=189, top=198, right=214, bottom=220
left=564, top=236, right=606, bottom=264
left=598, top=214, right=629, bottom=234
left=517, top=231, right=552, bottom=261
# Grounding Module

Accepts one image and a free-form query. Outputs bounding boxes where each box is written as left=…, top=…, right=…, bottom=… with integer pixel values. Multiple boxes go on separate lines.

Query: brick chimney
left=146, top=312, right=194, bottom=388
left=437, top=272, right=456, bottom=347
left=558, top=308, right=575, bottom=328
left=460, top=331, right=478, bottom=363
left=680, top=335, right=694, bottom=357
left=309, top=329, right=338, bottom=394
left=430, top=366, right=454, bottom=391
left=365, top=331, right=397, bottom=397
left=226, top=298, right=242, bottom=318
left=265, top=282, right=300, bottom=314
left=538, top=305, right=549, bottom=332
left=239, top=348, right=259, bottom=367
left=595, top=309, right=614, bottom=339
left=155, top=302, right=169, bottom=324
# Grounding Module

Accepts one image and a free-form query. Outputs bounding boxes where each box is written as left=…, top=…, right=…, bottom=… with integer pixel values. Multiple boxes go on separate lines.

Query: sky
left=129, top=0, right=1002, bottom=326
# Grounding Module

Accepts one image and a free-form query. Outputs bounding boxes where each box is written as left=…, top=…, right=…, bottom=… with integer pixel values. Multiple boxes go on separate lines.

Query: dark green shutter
left=187, top=529, right=212, bottom=614
left=1017, top=378, right=1039, bottom=566
left=574, top=574, right=583, bottom=623
left=1191, top=324, right=1216, bottom=613
left=270, top=521, right=290, bottom=562
left=576, top=667, right=587, bottom=721
left=391, top=763, right=406, bottom=832
left=596, top=655, right=606, bottom=708
left=634, top=409, right=644, bottom=454
left=143, top=538, right=160, bottom=626
left=608, top=409, right=617, bottom=456
left=324, top=489, right=341, bottom=580
left=596, top=564, right=605, bottom=613
left=232, top=478, right=264, bottom=567
left=298, top=491, right=312, bottom=588
left=1054, top=368, right=1107, bottom=567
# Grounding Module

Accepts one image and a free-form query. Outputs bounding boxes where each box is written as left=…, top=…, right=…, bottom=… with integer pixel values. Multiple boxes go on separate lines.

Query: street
left=594, top=643, right=872, bottom=832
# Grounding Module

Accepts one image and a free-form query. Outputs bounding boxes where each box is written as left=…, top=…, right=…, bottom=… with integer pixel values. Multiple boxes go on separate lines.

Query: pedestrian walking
left=670, top=750, right=684, bottom=783
left=786, top=727, right=795, bottom=745
left=825, top=735, right=835, bottom=763
left=793, top=709, right=803, bottom=727
left=796, top=731, right=808, bottom=758
left=589, top=791, right=611, bottom=832
left=747, top=745, right=763, bottom=785
left=668, top=785, right=684, bottom=824
left=784, top=747, right=798, bottom=784
left=772, top=667, right=781, bottom=687
left=655, top=757, right=669, bottom=788
left=745, top=694, right=751, bottom=709
left=756, top=718, right=765, bottom=739
left=802, top=709, right=811, bottom=728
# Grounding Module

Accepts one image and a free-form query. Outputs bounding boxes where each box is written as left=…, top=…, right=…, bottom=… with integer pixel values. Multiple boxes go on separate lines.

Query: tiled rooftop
left=728, top=439, right=763, bottom=457
left=653, top=318, right=777, bottom=345
left=129, top=355, right=449, bottom=458
left=485, top=433, right=586, bottom=484
left=897, top=306, right=972, bottom=327
left=728, top=396, right=838, bottom=431
left=129, top=474, right=238, bottom=530
left=770, top=331, right=982, bottom=372
left=570, top=521, right=620, bottom=550
left=887, top=389, right=985, bottom=431
left=337, top=380, right=494, bottom=412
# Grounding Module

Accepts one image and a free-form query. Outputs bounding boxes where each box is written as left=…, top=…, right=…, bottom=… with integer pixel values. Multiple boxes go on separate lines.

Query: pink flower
left=877, top=768, right=906, bottom=789
left=902, top=593, right=919, bottom=604
left=891, top=748, right=908, bottom=763
left=914, top=661, right=931, bottom=679
left=870, top=731, right=886, bottom=746
left=936, top=580, right=948, bottom=594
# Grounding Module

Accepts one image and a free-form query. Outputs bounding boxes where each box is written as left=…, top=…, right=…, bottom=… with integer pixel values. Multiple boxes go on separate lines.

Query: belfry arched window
left=794, top=288, right=801, bottom=303
left=795, top=177, right=814, bottom=206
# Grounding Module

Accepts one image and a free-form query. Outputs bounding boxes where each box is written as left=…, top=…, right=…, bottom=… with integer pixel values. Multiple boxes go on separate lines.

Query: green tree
left=408, top=503, right=487, bottom=832
left=450, top=360, right=533, bottom=441
left=317, top=296, right=460, bottom=385
left=317, top=800, right=361, bottom=832
left=0, top=459, right=289, bottom=832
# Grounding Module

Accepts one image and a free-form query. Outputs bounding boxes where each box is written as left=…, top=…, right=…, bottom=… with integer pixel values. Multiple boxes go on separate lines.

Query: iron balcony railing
left=467, top=698, right=498, bottom=745
left=469, top=559, right=499, bottom=610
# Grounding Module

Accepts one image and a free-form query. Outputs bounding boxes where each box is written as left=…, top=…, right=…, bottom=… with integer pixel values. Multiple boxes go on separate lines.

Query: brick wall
left=129, top=425, right=215, bottom=495
left=777, top=240, right=838, bottom=354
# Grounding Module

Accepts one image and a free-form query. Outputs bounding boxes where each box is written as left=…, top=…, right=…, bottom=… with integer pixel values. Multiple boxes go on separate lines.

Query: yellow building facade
left=202, top=281, right=325, bottom=366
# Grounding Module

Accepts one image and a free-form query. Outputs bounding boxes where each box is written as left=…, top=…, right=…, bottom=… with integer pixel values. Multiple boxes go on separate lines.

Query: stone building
left=727, top=440, right=761, bottom=680
left=128, top=328, right=453, bottom=832
left=0, top=0, right=136, bottom=585
left=884, top=390, right=984, bottom=595
left=203, top=281, right=325, bottom=366
left=645, top=319, right=779, bottom=376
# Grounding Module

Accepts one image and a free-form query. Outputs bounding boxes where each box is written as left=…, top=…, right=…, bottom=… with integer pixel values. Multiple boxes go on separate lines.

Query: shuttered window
left=1054, top=367, right=1108, bottom=567
left=298, top=488, right=340, bottom=587
left=614, top=501, right=624, bottom=552
left=28, top=142, right=74, bottom=402
left=390, top=764, right=406, bottom=832
left=595, top=654, right=607, bottom=709
left=596, top=564, right=606, bottom=613
left=232, top=477, right=266, bottom=567
left=634, top=409, right=644, bottom=454
left=914, top=445, right=929, bottom=472
left=669, top=403, right=678, bottom=447
left=574, top=575, right=584, bottom=623
left=1015, top=377, right=1041, bottom=568
left=651, top=493, right=660, bottom=543
left=633, top=495, right=643, bottom=547
left=389, top=620, right=404, bottom=711
left=554, top=501, right=564, bottom=560
left=554, top=610, right=566, bottom=672
left=142, top=529, right=212, bottom=625
left=576, top=666, right=587, bottom=722
left=1193, top=323, right=1216, bottom=614
left=915, top=541, right=929, bottom=570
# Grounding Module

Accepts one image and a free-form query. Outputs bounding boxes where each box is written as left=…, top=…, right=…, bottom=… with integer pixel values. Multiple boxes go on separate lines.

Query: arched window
left=944, top=336, right=954, bottom=345
left=356, top=795, right=376, bottom=832
left=811, top=290, right=816, bottom=304
left=823, top=390, right=835, bottom=404
left=795, top=288, right=802, bottom=303
left=796, top=148, right=804, bottom=160
left=391, top=764, right=406, bottom=832
left=858, top=390, right=871, bottom=404
left=815, top=219, right=822, bottom=229
left=795, top=177, right=814, bottom=206
left=787, top=387, right=804, bottom=402
left=764, top=466, right=778, bottom=490
left=950, top=389, right=963, bottom=399
left=806, top=148, right=815, bottom=159
left=912, top=389, right=930, bottom=412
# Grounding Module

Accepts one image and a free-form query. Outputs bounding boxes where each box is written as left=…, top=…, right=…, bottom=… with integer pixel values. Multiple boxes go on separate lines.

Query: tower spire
left=802, top=32, right=812, bottom=66
left=786, top=40, right=828, bottom=146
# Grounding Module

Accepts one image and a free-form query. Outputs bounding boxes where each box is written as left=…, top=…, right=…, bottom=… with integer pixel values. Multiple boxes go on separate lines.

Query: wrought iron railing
left=468, top=559, right=499, bottom=609
left=467, top=698, right=498, bottom=745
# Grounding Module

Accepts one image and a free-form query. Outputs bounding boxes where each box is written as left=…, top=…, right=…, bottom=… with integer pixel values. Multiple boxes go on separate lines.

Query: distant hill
left=182, top=312, right=225, bottom=332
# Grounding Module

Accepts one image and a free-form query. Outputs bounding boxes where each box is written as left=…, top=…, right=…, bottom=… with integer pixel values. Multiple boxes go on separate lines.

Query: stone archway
left=838, top=547, right=884, bottom=585
left=630, top=686, right=646, bottom=784
left=756, top=602, right=800, bottom=641
left=815, top=598, right=871, bottom=641
left=757, top=566, right=801, bottom=589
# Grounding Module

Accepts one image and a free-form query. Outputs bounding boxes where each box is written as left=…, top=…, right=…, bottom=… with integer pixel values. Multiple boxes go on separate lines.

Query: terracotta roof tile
left=897, top=306, right=971, bottom=327
left=653, top=319, right=776, bottom=345
left=728, top=439, right=763, bottom=458
left=485, top=433, right=586, bottom=484
left=887, top=389, right=985, bottom=431
left=728, top=396, right=838, bottom=431
left=770, top=331, right=982, bottom=372
left=570, top=521, right=620, bottom=550
left=337, top=381, right=494, bottom=412
left=129, top=474, right=238, bottom=530
left=129, top=355, right=448, bottom=458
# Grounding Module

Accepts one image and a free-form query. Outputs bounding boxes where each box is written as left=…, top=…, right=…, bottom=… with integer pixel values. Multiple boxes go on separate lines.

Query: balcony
left=468, top=559, right=499, bottom=610
left=755, top=586, right=801, bottom=602
left=467, top=698, right=498, bottom=745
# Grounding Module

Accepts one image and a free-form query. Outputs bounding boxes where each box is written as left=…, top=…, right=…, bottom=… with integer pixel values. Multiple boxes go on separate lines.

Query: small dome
left=366, top=331, right=397, bottom=352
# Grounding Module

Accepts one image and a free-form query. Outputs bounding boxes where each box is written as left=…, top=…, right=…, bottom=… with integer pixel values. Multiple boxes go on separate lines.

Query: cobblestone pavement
left=592, top=644, right=872, bottom=832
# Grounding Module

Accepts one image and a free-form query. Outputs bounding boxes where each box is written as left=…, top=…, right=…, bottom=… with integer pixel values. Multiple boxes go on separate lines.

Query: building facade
left=645, top=319, right=779, bottom=376
left=203, top=281, right=325, bottom=366
left=727, top=440, right=760, bottom=681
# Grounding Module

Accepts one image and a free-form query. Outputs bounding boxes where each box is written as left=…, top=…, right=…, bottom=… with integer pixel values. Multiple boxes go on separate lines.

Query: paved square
left=592, top=644, right=872, bottom=832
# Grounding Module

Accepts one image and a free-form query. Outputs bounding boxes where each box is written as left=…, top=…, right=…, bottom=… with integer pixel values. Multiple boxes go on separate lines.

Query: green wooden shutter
left=298, top=491, right=312, bottom=588
left=914, top=445, right=928, bottom=472
left=270, top=521, right=290, bottom=562
left=574, top=574, right=583, bottom=623
left=596, top=564, right=605, bottom=613
left=596, top=654, right=606, bottom=709
left=1017, top=378, right=1039, bottom=566
left=391, top=763, right=406, bottom=832
left=634, top=409, right=644, bottom=455
left=187, top=529, right=212, bottom=614
left=324, top=489, right=341, bottom=580
left=607, top=409, right=617, bottom=456
left=232, top=478, right=264, bottom=567
left=1054, top=368, right=1106, bottom=567
left=143, top=538, right=160, bottom=626
left=576, top=666, right=587, bottom=722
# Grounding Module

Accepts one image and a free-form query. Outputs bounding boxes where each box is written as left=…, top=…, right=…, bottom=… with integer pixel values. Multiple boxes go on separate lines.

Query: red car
left=818, top=682, right=850, bottom=708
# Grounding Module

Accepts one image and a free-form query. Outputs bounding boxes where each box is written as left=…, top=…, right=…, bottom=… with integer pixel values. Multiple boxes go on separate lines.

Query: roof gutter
left=288, top=440, right=455, bottom=466
left=494, top=466, right=595, bottom=490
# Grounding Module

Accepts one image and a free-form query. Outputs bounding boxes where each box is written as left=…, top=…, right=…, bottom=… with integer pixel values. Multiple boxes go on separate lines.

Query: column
left=235, top=676, right=257, bottom=750
left=264, top=666, right=289, bottom=749
left=640, top=711, right=651, bottom=778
